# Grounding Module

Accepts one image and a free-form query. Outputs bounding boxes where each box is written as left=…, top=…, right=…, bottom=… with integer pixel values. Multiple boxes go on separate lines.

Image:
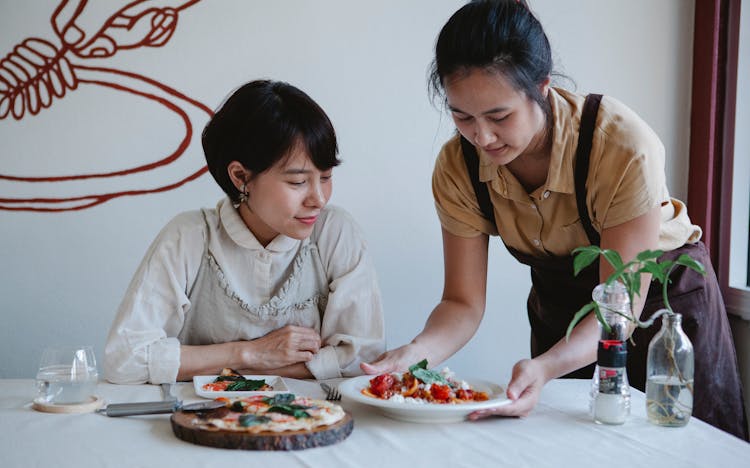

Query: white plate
left=339, top=375, right=511, bottom=423
left=193, top=375, right=289, bottom=399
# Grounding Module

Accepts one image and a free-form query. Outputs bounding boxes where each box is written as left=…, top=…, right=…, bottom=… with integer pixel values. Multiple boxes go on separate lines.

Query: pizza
left=201, top=367, right=273, bottom=392
left=362, top=359, right=490, bottom=404
left=189, top=393, right=346, bottom=433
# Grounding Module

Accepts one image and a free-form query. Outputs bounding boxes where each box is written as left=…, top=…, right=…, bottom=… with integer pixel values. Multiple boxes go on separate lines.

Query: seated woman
left=104, top=79, right=385, bottom=384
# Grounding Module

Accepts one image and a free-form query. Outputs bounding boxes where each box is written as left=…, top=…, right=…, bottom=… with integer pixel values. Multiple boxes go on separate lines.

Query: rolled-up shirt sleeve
left=305, top=207, right=386, bottom=380
left=103, top=212, right=203, bottom=384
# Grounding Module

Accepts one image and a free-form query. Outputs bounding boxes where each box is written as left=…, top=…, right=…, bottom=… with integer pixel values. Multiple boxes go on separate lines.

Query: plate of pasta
left=339, top=360, right=510, bottom=423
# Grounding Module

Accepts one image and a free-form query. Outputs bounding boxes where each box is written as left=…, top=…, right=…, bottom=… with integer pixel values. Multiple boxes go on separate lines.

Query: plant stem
left=662, top=264, right=676, bottom=314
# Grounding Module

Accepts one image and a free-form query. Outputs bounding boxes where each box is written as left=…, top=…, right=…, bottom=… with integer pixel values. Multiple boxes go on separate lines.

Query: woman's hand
left=177, top=325, right=320, bottom=380
left=360, top=343, right=428, bottom=375
left=468, top=358, right=548, bottom=419
left=240, top=325, right=321, bottom=370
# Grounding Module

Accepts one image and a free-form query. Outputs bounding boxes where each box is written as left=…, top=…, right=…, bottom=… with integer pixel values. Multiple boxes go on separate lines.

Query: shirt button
left=532, top=239, right=541, bottom=246
left=543, top=190, right=551, bottom=199
left=531, top=204, right=537, bottom=211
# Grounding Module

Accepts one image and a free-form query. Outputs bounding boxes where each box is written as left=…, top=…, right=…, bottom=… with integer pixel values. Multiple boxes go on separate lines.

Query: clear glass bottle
left=593, top=340, right=630, bottom=424
left=592, top=282, right=630, bottom=341
left=645, top=312, right=694, bottom=427
left=589, top=282, right=630, bottom=415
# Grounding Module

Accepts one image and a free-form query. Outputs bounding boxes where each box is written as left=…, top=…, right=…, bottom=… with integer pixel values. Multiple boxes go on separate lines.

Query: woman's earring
left=233, top=183, right=249, bottom=209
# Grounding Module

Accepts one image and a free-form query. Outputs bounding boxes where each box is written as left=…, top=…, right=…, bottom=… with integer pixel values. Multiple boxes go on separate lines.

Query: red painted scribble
left=0, top=0, right=211, bottom=212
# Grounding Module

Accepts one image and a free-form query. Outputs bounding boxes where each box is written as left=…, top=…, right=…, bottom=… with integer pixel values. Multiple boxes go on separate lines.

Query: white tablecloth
left=0, top=378, right=746, bottom=467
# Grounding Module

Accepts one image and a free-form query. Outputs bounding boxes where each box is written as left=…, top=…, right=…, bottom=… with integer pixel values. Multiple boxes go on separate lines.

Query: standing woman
left=363, top=0, right=747, bottom=440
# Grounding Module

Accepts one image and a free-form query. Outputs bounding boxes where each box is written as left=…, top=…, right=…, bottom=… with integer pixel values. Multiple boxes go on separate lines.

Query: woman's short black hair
left=202, top=80, right=340, bottom=203
left=428, top=0, right=553, bottom=119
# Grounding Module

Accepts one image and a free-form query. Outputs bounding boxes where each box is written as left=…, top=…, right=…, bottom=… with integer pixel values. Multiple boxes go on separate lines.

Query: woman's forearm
left=176, top=342, right=248, bottom=381
left=411, top=298, right=485, bottom=366
left=534, top=313, right=600, bottom=382
left=235, top=363, right=313, bottom=379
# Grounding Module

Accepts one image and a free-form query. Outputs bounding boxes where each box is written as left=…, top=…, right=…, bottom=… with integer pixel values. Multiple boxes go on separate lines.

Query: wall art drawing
left=0, top=0, right=212, bottom=212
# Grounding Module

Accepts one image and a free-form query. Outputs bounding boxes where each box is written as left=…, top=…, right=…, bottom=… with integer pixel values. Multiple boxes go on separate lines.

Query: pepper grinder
left=593, top=340, right=630, bottom=425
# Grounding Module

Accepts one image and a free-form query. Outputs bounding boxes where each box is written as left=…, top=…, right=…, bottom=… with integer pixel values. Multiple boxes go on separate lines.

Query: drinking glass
left=35, top=345, right=99, bottom=405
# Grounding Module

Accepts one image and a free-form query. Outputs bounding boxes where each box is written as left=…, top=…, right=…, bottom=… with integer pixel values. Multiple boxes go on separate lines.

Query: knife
left=98, top=399, right=226, bottom=417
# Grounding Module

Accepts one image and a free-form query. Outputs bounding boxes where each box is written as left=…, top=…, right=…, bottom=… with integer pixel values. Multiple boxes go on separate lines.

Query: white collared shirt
left=104, top=198, right=385, bottom=383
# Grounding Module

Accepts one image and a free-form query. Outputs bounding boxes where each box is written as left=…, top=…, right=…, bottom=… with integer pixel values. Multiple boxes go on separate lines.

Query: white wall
left=0, top=0, right=695, bottom=382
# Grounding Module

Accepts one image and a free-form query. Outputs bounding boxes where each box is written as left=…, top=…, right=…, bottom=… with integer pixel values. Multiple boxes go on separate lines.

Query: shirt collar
left=218, top=198, right=300, bottom=252
left=476, top=87, right=580, bottom=196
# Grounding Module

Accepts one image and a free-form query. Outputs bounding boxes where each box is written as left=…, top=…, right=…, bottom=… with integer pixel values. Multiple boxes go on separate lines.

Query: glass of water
left=35, top=346, right=99, bottom=405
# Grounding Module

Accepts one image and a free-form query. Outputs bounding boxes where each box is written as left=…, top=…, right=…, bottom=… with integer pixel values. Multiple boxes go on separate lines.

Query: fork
left=320, top=382, right=341, bottom=401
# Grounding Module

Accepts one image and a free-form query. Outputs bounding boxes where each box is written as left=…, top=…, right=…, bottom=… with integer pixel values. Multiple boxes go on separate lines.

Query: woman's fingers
left=363, top=347, right=412, bottom=374
left=291, top=329, right=321, bottom=352
left=360, top=359, right=394, bottom=375
left=246, top=326, right=322, bottom=369
left=468, top=359, right=544, bottom=420
left=360, top=344, right=422, bottom=374
left=467, top=391, right=536, bottom=419
left=270, top=325, right=321, bottom=352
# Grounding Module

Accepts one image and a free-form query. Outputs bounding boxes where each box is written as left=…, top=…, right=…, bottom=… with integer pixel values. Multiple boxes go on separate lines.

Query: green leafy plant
left=567, top=245, right=707, bottom=427
left=565, top=246, right=706, bottom=341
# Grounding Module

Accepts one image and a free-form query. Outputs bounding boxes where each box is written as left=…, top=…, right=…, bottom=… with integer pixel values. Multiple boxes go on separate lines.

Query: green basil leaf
left=239, top=414, right=270, bottom=427
left=263, top=394, right=296, bottom=406
left=267, top=405, right=311, bottom=418
left=408, top=359, right=429, bottom=374
left=411, top=368, right=449, bottom=385
left=225, top=379, right=267, bottom=391
left=215, top=375, right=244, bottom=382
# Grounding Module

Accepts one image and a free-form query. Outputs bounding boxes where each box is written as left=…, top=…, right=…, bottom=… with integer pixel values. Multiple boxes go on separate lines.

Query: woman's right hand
left=240, top=325, right=321, bottom=370
left=360, top=342, right=428, bottom=375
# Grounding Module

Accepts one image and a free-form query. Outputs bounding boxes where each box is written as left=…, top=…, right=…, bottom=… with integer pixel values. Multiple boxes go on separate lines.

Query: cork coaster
left=32, top=395, right=104, bottom=414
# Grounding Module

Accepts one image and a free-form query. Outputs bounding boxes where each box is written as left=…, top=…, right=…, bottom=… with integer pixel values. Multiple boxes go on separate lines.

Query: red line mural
left=0, top=0, right=212, bottom=212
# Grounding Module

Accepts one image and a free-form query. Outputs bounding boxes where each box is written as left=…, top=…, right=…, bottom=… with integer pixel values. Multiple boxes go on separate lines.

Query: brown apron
left=460, top=94, right=748, bottom=440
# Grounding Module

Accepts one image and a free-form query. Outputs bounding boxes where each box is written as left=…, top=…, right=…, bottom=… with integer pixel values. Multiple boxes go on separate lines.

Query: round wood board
left=170, top=410, right=353, bottom=451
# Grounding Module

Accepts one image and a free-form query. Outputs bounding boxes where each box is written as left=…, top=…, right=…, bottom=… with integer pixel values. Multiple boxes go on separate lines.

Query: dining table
left=1, top=377, right=747, bottom=467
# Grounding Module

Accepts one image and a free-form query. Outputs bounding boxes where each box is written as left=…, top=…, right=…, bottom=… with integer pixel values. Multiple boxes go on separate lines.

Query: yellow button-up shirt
left=432, top=88, right=701, bottom=257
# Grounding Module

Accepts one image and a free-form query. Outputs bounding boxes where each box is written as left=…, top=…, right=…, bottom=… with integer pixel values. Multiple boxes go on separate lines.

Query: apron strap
left=460, top=135, right=496, bottom=226
left=575, top=94, right=603, bottom=246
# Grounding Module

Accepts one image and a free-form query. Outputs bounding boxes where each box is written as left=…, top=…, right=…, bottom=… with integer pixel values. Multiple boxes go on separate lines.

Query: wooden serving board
left=170, top=410, right=353, bottom=451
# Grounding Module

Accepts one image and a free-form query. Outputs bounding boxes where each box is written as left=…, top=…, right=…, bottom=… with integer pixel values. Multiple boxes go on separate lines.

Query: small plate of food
left=339, top=360, right=510, bottom=423
left=193, top=368, right=289, bottom=399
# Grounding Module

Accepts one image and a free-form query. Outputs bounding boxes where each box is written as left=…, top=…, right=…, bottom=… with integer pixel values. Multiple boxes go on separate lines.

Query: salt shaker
left=589, top=282, right=631, bottom=415
left=593, top=340, right=630, bottom=425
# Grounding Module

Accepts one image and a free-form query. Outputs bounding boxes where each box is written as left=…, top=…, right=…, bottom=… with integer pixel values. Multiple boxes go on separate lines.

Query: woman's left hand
left=468, top=358, right=547, bottom=419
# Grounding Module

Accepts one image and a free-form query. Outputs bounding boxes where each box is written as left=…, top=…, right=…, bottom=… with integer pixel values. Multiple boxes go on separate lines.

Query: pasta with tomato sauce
left=361, top=360, right=489, bottom=404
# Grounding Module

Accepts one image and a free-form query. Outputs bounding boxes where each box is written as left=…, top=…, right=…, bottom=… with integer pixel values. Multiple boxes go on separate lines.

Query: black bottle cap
left=597, top=340, right=627, bottom=368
